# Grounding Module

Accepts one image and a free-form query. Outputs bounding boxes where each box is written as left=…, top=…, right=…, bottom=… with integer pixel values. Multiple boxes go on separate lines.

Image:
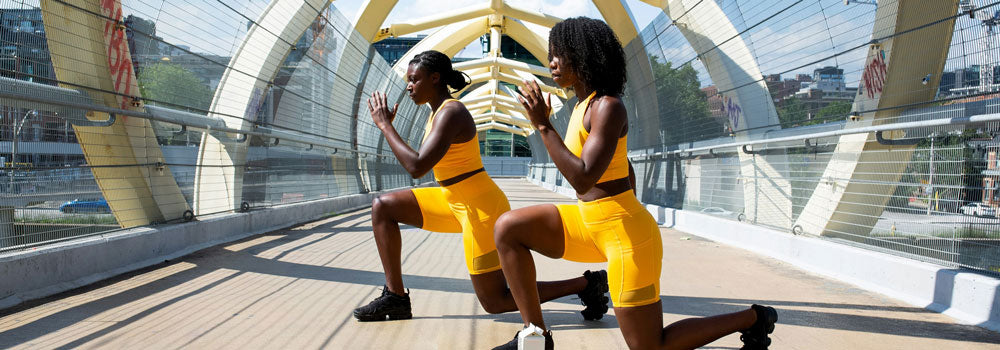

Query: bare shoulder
left=588, top=95, right=627, bottom=124
left=439, top=99, right=471, bottom=119
left=437, top=99, right=475, bottom=141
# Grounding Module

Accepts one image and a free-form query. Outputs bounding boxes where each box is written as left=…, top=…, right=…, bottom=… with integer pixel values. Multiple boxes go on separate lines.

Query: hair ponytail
left=447, top=70, right=471, bottom=92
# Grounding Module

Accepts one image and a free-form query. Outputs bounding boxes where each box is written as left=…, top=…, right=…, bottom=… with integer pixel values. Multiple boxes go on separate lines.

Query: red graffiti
left=100, top=0, right=137, bottom=112
left=862, top=50, right=887, bottom=99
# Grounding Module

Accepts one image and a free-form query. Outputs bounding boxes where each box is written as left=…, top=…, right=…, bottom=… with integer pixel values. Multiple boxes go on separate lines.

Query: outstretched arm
left=518, top=80, right=626, bottom=194
left=368, top=91, right=460, bottom=178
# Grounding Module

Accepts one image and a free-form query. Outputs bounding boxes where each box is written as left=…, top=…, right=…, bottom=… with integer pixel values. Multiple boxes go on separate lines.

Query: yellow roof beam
left=503, top=19, right=551, bottom=67
left=592, top=0, right=640, bottom=43
left=353, top=0, right=400, bottom=42
left=476, top=121, right=529, bottom=136
left=462, top=93, right=520, bottom=107
left=373, top=0, right=561, bottom=42
left=495, top=2, right=562, bottom=28
left=639, top=0, right=668, bottom=9
left=390, top=17, right=489, bottom=76
left=454, top=56, right=550, bottom=77
left=466, top=99, right=526, bottom=114
left=473, top=112, right=531, bottom=128
left=373, top=3, right=492, bottom=42
left=462, top=72, right=563, bottom=98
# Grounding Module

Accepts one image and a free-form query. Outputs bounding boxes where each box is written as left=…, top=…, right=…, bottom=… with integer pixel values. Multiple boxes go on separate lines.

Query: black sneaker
left=578, top=270, right=610, bottom=320
left=353, top=286, right=412, bottom=322
left=740, top=304, right=777, bottom=350
left=492, top=327, right=554, bottom=350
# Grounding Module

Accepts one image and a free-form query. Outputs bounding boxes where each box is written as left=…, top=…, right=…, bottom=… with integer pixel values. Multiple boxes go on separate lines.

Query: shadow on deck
left=1, top=179, right=999, bottom=349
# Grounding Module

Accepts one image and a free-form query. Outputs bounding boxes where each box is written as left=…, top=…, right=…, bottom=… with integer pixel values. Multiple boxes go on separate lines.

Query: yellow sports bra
left=563, top=92, right=629, bottom=184
left=423, top=99, right=483, bottom=182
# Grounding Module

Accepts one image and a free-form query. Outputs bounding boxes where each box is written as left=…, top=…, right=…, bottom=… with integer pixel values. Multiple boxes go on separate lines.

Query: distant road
left=15, top=208, right=112, bottom=220
left=872, top=210, right=1000, bottom=236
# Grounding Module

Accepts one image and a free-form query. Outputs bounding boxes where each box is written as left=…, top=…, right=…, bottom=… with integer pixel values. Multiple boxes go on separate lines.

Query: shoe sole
left=354, top=311, right=413, bottom=322
left=762, top=306, right=777, bottom=334
left=740, top=306, right=778, bottom=350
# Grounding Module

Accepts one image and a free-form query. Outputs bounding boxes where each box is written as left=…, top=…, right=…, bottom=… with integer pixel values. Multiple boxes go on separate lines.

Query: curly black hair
left=549, top=17, right=627, bottom=97
left=409, top=50, right=470, bottom=92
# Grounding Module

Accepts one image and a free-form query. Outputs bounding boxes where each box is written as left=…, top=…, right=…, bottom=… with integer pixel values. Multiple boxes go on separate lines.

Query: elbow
left=566, top=176, right=596, bottom=194
left=405, top=165, right=429, bottom=179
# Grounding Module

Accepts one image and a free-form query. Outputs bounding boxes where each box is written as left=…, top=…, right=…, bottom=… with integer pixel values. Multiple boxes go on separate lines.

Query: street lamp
left=9, top=109, right=36, bottom=193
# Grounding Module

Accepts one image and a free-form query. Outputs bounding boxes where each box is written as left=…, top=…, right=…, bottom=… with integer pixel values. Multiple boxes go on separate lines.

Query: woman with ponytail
left=354, top=50, right=610, bottom=323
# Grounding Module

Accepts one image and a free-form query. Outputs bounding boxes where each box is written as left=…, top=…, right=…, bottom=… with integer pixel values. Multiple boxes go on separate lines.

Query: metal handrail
left=628, top=113, right=1000, bottom=160
left=0, top=77, right=390, bottom=158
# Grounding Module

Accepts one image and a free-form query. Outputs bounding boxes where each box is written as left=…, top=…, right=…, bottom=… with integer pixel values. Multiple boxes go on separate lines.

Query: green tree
left=814, top=101, right=851, bottom=122
left=777, top=97, right=809, bottom=127
left=650, top=56, right=713, bottom=144
left=138, top=63, right=211, bottom=111
left=889, top=134, right=978, bottom=213
left=139, top=63, right=212, bottom=145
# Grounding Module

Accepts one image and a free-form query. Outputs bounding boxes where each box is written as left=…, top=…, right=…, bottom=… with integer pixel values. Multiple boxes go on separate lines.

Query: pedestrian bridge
left=2, top=179, right=999, bottom=349
left=2, top=0, right=1000, bottom=347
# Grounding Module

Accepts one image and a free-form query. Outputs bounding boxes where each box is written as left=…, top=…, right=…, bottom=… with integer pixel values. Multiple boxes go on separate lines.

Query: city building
left=373, top=36, right=423, bottom=65
left=0, top=7, right=51, bottom=83
left=480, top=34, right=540, bottom=66
left=479, top=129, right=530, bottom=157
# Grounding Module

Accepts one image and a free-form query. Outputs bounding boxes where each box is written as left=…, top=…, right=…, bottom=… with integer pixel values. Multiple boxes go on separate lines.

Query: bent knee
left=479, top=301, right=505, bottom=314
left=477, top=294, right=511, bottom=314
left=493, top=212, right=522, bottom=242
left=372, top=195, right=397, bottom=221
left=371, top=196, right=385, bottom=215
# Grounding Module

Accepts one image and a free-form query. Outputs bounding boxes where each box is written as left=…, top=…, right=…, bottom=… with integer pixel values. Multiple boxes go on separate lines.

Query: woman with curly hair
left=354, top=50, right=610, bottom=323
left=492, top=18, right=777, bottom=350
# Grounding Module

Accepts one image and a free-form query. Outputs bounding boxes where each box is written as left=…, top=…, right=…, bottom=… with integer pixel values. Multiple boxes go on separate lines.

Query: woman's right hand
left=517, top=80, right=552, bottom=129
left=367, top=90, right=398, bottom=131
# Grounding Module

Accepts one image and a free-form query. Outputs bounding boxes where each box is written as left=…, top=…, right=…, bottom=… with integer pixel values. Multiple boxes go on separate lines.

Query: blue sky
left=84, top=0, right=660, bottom=60
left=331, top=0, right=662, bottom=58
left=10, top=0, right=991, bottom=90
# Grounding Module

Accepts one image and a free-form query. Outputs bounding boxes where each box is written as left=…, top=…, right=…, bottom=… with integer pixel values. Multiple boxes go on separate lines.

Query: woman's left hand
left=517, top=80, right=552, bottom=129
left=367, top=91, right=398, bottom=130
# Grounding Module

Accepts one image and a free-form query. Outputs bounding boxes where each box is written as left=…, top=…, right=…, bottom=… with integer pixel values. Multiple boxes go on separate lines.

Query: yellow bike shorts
left=411, top=171, right=511, bottom=275
left=556, top=190, right=663, bottom=307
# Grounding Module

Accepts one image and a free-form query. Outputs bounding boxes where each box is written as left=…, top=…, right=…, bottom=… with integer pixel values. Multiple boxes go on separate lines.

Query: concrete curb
left=0, top=189, right=399, bottom=311
left=526, top=177, right=1000, bottom=332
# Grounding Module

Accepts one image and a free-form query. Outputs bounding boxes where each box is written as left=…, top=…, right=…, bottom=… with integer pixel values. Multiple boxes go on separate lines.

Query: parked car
left=700, top=207, right=733, bottom=216
left=959, top=202, right=996, bottom=217
left=59, top=198, right=111, bottom=213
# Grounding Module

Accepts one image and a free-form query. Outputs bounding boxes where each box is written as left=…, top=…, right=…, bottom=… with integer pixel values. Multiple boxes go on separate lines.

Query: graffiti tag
left=723, top=95, right=743, bottom=131
left=101, top=0, right=138, bottom=112
left=861, top=49, right=887, bottom=99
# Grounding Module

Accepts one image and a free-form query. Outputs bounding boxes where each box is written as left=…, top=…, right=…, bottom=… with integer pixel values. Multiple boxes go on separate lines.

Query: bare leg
left=494, top=204, right=571, bottom=329
left=371, top=190, right=424, bottom=295
left=470, top=270, right=588, bottom=314
left=616, top=301, right=757, bottom=350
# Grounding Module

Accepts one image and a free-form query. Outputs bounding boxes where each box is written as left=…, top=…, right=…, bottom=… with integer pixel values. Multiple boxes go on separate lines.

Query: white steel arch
left=351, top=0, right=649, bottom=135
left=194, top=0, right=332, bottom=215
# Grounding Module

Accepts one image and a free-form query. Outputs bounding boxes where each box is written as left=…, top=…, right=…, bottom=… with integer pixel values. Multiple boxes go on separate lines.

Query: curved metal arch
left=352, top=0, right=649, bottom=135
left=454, top=57, right=551, bottom=77
left=195, top=0, right=331, bottom=215
left=390, top=17, right=490, bottom=76
left=503, top=18, right=552, bottom=67
left=477, top=121, right=529, bottom=136
left=353, top=0, right=400, bottom=42
left=592, top=0, right=640, bottom=43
